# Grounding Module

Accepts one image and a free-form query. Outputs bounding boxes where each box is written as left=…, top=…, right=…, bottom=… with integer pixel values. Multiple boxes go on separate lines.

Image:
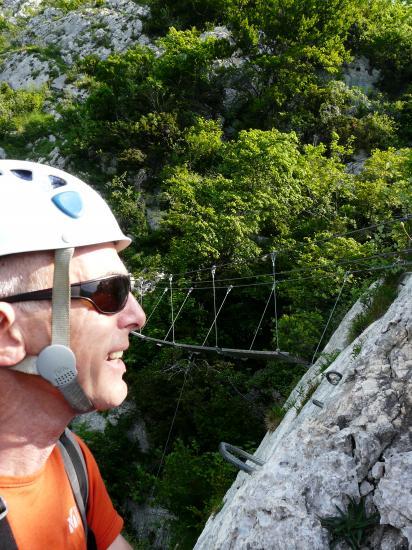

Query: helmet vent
left=49, top=175, right=67, bottom=189
left=11, top=169, right=33, bottom=181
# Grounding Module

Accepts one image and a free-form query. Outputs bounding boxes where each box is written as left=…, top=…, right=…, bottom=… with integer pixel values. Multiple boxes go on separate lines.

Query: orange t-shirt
left=0, top=436, right=123, bottom=549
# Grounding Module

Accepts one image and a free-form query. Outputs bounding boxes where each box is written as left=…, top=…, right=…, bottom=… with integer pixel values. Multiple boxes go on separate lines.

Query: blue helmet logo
left=52, top=191, right=84, bottom=219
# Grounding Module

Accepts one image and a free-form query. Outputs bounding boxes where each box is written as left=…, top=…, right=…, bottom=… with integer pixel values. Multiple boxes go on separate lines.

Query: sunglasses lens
left=81, top=275, right=130, bottom=313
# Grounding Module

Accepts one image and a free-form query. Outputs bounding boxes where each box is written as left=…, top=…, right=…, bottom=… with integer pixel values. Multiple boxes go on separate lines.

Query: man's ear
left=0, top=303, right=26, bottom=366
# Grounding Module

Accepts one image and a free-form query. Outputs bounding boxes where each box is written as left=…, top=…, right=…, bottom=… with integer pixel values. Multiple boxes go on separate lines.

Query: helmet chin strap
left=10, top=248, right=94, bottom=413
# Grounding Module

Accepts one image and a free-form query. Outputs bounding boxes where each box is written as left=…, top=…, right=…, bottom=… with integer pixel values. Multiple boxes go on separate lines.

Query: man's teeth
left=108, top=351, right=123, bottom=360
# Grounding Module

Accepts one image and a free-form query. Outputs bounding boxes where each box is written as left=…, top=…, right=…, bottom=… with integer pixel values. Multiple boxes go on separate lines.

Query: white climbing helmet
left=0, top=160, right=132, bottom=413
left=0, top=159, right=130, bottom=256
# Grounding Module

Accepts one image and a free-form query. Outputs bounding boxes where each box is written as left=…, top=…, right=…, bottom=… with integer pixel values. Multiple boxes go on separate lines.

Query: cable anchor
left=325, top=371, right=343, bottom=385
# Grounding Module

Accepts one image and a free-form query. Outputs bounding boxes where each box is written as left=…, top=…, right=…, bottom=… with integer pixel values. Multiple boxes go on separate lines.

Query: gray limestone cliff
left=0, top=0, right=152, bottom=91
left=195, top=274, right=412, bottom=549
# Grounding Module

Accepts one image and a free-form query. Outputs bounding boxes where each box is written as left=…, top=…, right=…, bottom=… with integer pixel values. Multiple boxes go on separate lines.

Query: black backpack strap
left=58, top=429, right=97, bottom=549
left=86, top=527, right=97, bottom=550
left=58, top=429, right=89, bottom=535
left=0, top=496, right=18, bottom=550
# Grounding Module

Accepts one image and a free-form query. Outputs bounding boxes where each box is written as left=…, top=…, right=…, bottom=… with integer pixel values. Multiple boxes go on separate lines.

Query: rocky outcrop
left=343, top=56, right=380, bottom=92
left=195, top=274, right=412, bottom=549
left=126, top=502, right=174, bottom=549
left=73, top=401, right=151, bottom=453
left=0, top=0, right=154, bottom=166
left=0, top=0, right=152, bottom=91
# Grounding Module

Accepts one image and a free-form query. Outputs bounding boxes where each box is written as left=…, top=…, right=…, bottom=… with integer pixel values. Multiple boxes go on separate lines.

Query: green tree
left=157, top=439, right=235, bottom=549
left=358, top=0, right=412, bottom=94
left=162, top=126, right=310, bottom=271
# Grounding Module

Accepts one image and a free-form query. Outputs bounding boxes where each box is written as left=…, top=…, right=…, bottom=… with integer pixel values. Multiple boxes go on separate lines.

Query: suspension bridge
left=132, top=214, right=412, bottom=366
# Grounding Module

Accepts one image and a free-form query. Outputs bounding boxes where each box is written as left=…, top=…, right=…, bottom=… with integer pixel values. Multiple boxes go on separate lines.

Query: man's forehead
left=0, top=250, right=54, bottom=282
left=70, top=243, right=127, bottom=281
left=0, top=243, right=127, bottom=287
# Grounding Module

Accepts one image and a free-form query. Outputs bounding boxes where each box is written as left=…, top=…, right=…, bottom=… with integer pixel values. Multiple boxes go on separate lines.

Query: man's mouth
left=107, top=351, right=124, bottom=361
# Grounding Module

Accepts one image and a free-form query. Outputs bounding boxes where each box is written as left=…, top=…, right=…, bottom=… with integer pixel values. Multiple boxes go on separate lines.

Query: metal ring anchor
left=219, top=442, right=265, bottom=474
left=325, top=371, right=343, bottom=386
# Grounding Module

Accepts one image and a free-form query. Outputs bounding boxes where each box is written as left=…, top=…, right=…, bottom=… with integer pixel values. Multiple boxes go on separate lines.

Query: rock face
left=0, top=0, right=154, bottom=166
left=343, top=56, right=381, bottom=92
left=126, top=501, right=174, bottom=549
left=195, top=274, right=412, bottom=549
left=0, top=0, right=152, bottom=91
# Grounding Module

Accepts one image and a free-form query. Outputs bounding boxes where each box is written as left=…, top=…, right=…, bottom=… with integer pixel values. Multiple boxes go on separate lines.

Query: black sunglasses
left=1, top=274, right=134, bottom=315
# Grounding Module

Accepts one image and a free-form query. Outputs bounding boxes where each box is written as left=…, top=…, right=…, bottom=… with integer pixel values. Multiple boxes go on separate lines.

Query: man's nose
left=121, top=292, right=146, bottom=331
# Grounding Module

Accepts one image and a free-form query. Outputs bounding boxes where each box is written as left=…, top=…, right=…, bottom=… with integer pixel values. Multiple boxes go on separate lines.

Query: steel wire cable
left=310, top=273, right=349, bottom=365
left=163, top=287, right=193, bottom=341
left=150, top=361, right=191, bottom=500
left=151, top=248, right=412, bottom=291
left=144, top=287, right=168, bottom=326
left=138, top=260, right=411, bottom=346
left=212, top=248, right=412, bottom=284
left=144, top=260, right=412, bottom=297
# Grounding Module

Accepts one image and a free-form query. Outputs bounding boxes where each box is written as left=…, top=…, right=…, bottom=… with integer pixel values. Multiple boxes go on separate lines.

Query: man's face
left=21, top=243, right=146, bottom=411
left=69, top=243, right=146, bottom=410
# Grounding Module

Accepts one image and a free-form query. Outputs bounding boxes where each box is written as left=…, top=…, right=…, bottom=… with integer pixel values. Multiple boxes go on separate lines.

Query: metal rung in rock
left=219, top=442, right=265, bottom=474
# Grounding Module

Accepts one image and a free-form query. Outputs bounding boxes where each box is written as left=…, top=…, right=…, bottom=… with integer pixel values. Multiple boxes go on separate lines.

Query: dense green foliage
left=1, top=0, right=412, bottom=546
left=0, top=84, right=54, bottom=142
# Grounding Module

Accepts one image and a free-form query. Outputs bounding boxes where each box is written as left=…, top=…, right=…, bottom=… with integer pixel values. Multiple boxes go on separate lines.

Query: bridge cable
left=211, top=266, right=218, bottom=348
left=153, top=248, right=412, bottom=290
left=150, top=357, right=192, bottom=500
left=138, top=279, right=144, bottom=333
left=145, top=287, right=168, bottom=327
left=248, top=251, right=279, bottom=351
left=310, top=271, right=349, bottom=366
left=163, top=287, right=193, bottom=342
left=155, top=247, right=412, bottom=290
left=351, top=260, right=411, bottom=274
left=271, top=251, right=279, bottom=351
left=159, top=249, right=412, bottom=291
left=202, top=285, right=233, bottom=346
left=169, top=275, right=175, bottom=343
left=141, top=258, right=410, bottom=329
left=249, top=284, right=275, bottom=351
